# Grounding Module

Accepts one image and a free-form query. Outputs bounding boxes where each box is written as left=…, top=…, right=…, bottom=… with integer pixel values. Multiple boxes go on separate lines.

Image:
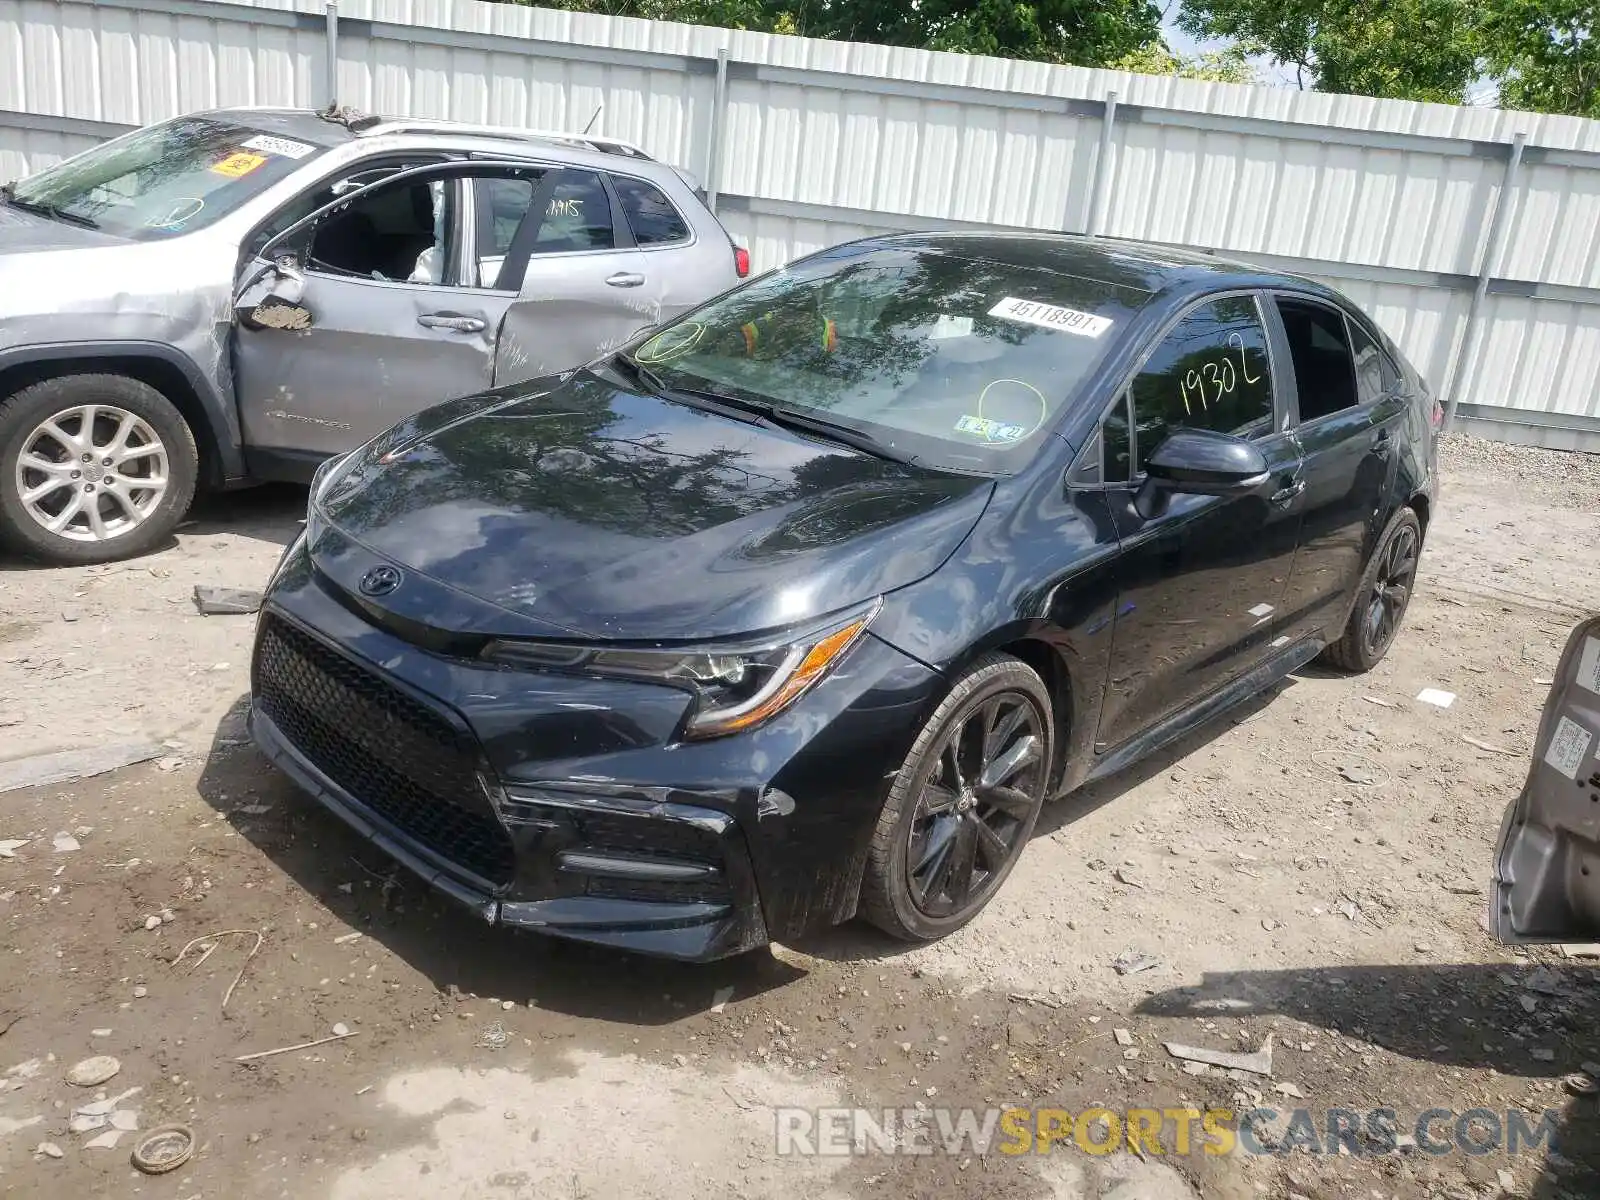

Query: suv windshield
left=631, top=243, right=1146, bottom=473
left=5, top=116, right=330, bottom=240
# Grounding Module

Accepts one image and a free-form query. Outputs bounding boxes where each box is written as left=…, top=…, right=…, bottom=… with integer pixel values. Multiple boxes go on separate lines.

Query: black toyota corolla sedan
left=250, top=233, right=1438, bottom=960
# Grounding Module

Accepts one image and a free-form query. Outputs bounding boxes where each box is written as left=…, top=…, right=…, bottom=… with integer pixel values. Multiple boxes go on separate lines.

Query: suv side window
left=245, top=158, right=440, bottom=261
left=479, top=177, right=537, bottom=259
left=530, top=171, right=614, bottom=254
left=1276, top=297, right=1360, bottom=422
left=612, top=175, right=690, bottom=246
left=472, top=169, right=616, bottom=287
left=305, top=174, right=458, bottom=285
left=1130, top=295, right=1273, bottom=472
left=474, top=175, right=542, bottom=286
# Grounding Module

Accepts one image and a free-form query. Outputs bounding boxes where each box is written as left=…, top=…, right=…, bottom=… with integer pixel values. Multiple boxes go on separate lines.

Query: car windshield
left=632, top=243, right=1148, bottom=473
left=5, top=116, right=330, bottom=240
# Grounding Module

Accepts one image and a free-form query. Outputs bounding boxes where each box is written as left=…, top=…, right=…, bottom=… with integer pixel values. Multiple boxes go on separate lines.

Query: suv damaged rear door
left=1492, top=617, right=1600, bottom=944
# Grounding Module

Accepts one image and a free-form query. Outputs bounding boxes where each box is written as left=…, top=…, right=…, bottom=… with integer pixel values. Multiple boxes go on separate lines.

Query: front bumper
left=248, top=542, right=942, bottom=960
left=250, top=700, right=768, bottom=959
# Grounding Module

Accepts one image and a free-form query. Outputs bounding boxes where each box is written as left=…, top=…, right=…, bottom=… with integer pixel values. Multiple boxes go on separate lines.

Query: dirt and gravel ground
left=1, top=435, right=1598, bottom=1199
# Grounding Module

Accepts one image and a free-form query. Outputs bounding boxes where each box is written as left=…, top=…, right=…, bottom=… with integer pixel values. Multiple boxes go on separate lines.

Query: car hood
left=0, top=206, right=205, bottom=328
left=314, top=370, right=995, bottom=642
left=0, top=203, right=123, bottom=253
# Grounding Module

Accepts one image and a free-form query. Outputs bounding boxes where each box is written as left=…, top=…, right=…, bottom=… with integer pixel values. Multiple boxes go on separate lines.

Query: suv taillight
left=734, top=246, right=750, bottom=278
left=1431, top=398, right=1444, bottom=428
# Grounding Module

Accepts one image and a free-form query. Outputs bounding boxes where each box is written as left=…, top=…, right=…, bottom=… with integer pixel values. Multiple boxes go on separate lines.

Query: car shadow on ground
left=1137, top=964, right=1600, bottom=1198
left=180, top=481, right=305, bottom=548
left=793, top=678, right=1295, bottom=963
left=196, top=695, right=805, bottom=1027
left=0, top=483, right=305, bottom=570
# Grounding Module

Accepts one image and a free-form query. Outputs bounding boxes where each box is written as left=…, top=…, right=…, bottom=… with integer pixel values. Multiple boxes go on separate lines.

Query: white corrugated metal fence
left=4, top=0, right=1600, bottom=449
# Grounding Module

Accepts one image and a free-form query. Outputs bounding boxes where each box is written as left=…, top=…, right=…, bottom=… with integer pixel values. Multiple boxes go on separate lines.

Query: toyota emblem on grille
left=358, top=566, right=403, bottom=597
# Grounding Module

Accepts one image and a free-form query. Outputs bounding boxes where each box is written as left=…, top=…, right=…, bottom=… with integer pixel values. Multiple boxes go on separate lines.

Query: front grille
left=254, top=614, right=515, bottom=886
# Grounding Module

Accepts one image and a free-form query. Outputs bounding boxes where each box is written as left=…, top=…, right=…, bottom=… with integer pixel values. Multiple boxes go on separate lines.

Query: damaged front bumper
left=249, top=703, right=770, bottom=961
left=246, top=536, right=941, bottom=961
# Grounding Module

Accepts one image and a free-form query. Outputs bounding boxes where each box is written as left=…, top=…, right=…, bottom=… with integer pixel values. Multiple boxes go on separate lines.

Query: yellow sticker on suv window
left=211, top=152, right=268, bottom=179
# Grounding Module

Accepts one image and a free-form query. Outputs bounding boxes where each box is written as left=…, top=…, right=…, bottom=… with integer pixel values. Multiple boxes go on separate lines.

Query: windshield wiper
left=1, top=193, right=98, bottom=229
left=611, top=352, right=671, bottom=397
left=612, top=353, right=765, bottom=427
left=611, top=353, right=913, bottom=464
left=747, top=403, right=915, bottom=465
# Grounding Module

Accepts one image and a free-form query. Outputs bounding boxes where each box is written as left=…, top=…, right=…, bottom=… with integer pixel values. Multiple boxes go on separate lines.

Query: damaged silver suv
left=0, top=107, right=746, bottom=564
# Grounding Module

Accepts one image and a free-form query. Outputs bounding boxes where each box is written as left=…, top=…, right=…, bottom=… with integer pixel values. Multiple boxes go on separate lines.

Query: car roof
left=196, top=106, right=695, bottom=190
left=194, top=107, right=359, bottom=148
left=868, top=231, right=1316, bottom=302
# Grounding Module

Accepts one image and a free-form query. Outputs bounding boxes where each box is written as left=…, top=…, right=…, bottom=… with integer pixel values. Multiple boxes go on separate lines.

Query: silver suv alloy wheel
left=15, top=404, right=170, bottom=542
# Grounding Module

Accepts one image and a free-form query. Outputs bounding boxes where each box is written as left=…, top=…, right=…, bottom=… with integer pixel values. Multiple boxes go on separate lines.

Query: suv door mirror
left=235, top=254, right=312, bottom=332
left=1136, top=428, right=1269, bottom=517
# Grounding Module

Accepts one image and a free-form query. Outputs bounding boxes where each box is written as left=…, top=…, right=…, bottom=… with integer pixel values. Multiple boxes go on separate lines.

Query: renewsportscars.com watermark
left=774, top=1106, right=1562, bottom=1158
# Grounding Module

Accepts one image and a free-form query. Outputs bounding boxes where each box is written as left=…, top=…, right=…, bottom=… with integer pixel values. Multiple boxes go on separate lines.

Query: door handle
left=418, top=313, right=486, bottom=333
left=1270, top=479, right=1306, bottom=505
left=605, top=272, right=646, bottom=288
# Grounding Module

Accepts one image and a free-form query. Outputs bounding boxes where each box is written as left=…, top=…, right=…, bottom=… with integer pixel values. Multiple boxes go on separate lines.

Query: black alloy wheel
left=863, top=654, right=1053, bottom=941
left=1322, top=505, right=1423, bottom=672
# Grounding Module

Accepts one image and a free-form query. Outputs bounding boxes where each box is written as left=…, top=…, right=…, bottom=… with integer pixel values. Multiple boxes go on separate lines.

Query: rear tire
left=861, top=653, right=1053, bottom=942
left=0, top=374, right=198, bottom=565
left=1319, top=505, right=1422, bottom=673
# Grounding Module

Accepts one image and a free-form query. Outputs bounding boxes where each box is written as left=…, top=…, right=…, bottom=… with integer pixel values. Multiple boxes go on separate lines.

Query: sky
left=1160, top=5, right=1301, bottom=86
left=1160, top=6, right=1206, bottom=58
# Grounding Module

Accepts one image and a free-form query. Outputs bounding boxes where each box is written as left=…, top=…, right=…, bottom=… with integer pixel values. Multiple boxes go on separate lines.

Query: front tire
left=0, top=374, right=198, bottom=565
left=1320, top=505, right=1422, bottom=673
left=861, top=653, right=1054, bottom=942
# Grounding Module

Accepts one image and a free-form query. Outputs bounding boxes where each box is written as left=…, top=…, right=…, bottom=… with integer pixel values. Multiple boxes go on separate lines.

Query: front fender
left=0, top=340, right=243, bottom=484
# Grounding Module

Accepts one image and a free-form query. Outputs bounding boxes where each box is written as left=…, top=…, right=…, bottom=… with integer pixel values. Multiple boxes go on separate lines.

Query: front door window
left=1129, top=296, right=1274, bottom=469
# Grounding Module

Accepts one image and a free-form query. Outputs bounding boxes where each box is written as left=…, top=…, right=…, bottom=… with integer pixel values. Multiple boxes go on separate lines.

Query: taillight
left=1431, top=398, right=1444, bottom=428
left=734, top=246, right=750, bottom=278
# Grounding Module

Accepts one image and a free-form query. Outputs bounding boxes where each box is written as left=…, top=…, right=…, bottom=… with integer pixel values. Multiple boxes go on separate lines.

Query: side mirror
left=268, top=256, right=306, bottom=300
left=236, top=257, right=313, bottom=332
left=1135, top=428, right=1269, bottom=519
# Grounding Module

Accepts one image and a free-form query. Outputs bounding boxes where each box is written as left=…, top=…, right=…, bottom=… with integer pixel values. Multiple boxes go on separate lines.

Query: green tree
left=1479, top=0, right=1598, bottom=117
left=1177, top=0, right=1481, bottom=102
left=1109, top=40, right=1259, bottom=83
left=525, top=0, right=1164, bottom=66
left=535, top=0, right=778, bottom=29
left=809, top=0, right=1165, bottom=65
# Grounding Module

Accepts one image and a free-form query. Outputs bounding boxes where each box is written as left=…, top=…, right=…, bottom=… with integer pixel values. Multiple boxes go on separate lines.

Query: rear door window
left=612, top=175, right=690, bottom=246
left=1277, top=298, right=1359, bottom=422
left=530, top=172, right=614, bottom=254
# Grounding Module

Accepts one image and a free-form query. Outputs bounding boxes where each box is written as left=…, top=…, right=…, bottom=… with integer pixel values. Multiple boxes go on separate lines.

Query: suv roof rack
left=353, top=119, right=653, bottom=160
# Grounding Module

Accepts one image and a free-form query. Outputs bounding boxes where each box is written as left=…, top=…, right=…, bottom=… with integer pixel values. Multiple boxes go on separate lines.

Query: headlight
left=480, top=600, right=879, bottom=740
